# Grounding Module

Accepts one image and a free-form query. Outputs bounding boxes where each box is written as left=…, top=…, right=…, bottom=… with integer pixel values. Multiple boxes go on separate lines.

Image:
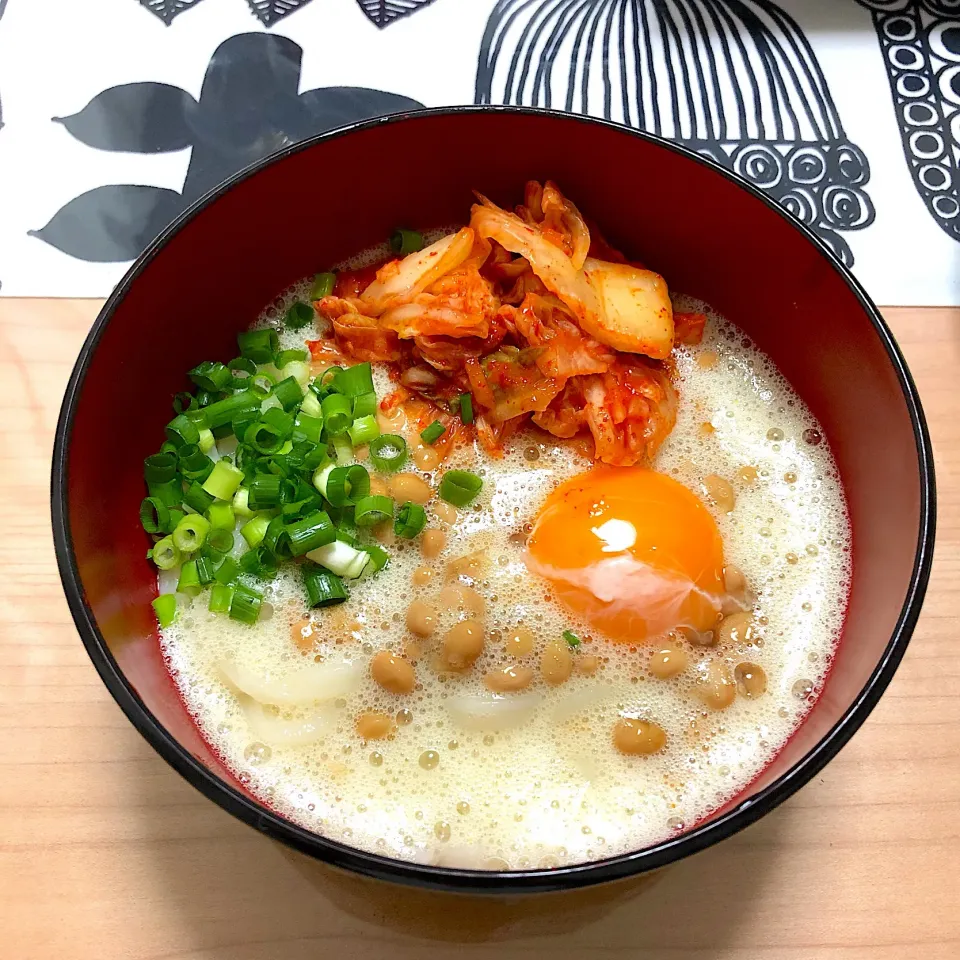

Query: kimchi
left=311, top=182, right=702, bottom=466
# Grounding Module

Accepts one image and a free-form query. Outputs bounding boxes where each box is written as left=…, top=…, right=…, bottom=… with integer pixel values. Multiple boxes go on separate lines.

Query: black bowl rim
left=51, top=105, right=936, bottom=895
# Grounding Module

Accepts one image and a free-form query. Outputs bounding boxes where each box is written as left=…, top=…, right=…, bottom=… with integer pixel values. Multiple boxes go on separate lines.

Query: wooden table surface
left=2, top=299, right=958, bottom=960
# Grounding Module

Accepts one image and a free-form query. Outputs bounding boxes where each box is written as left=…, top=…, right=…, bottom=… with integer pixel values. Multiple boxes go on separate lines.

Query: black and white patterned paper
left=0, top=0, right=957, bottom=303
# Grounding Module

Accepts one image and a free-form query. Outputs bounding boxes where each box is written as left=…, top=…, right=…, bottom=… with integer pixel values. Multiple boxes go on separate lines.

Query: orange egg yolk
left=525, top=466, right=726, bottom=642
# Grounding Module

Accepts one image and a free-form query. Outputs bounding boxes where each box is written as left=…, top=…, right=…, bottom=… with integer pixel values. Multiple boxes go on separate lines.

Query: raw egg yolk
left=525, top=466, right=726, bottom=642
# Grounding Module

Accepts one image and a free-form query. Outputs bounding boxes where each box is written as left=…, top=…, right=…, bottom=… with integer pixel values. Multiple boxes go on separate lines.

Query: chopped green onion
left=177, top=560, right=201, bottom=595
left=241, top=514, right=270, bottom=548
left=199, top=544, right=224, bottom=566
left=197, top=427, right=216, bottom=454
left=305, top=540, right=370, bottom=579
left=321, top=393, right=352, bottom=435
left=563, top=630, right=581, bottom=648
left=139, top=497, right=170, bottom=534
left=208, top=583, right=234, bottom=614
left=177, top=444, right=214, bottom=482
left=312, top=462, right=335, bottom=497
left=319, top=366, right=344, bottom=391
left=183, top=481, right=215, bottom=514
left=172, top=392, right=195, bottom=415
left=355, top=495, right=394, bottom=527
left=188, top=361, right=231, bottom=392
left=248, top=474, right=282, bottom=510
left=264, top=515, right=293, bottom=559
left=309, top=272, right=336, bottom=300
left=302, top=564, right=348, bottom=608
left=391, top=228, right=424, bottom=254
left=239, top=544, right=279, bottom=579
left=420, top=421, right=446, bottom=445
left=335, top=527, right=359, bottom=548
left=325, top=464, right=370, bottom=507
left=172, top=514, right=210, bottom=553
left=183, top=405, right=207, bottom=425
left=229, top=356, right=257, bottom=378
left=438, top=470, right=483, bottom=506
left=352, top=391, right=377, bottom=419
left=332, top=434, right=353, bottom=464
left=287, top=510, right=336, bottom=556
left=152, top=593, right=178, bottom=627
left=147, top=478, right=182, bottom=508
left=202, top=459, right=244, bottom=500
left=394, top=501, right=427, bottom=539
left=166, top=508, right=184, bottom=533
left=233, top=486, right=253, bottom=518
left=363, top=543, right=390, bottom=573
left=284, top=301, right=314, bottom=330
left=237, top=328, right=278, bottom=364
left=206, top=501, right=235, bottom=530
left=229, top=583, right=264, bottom=624
left=273, top=375, right=303, bottom=411
left=348, top=414, right=380, bottom=447
left=458, top=392, right=474, bottom=425
left=276, top=348, right=308, bottom=368
left=195, top=390, right=218, bottom=408
left=144, top=453, right=177, bottom=483
left=300, top=390, right=323, bottom=419
left=159, top=440, right=179, bottom=456
left=194, top=554, right=216, bottom=585
left=302, top=443, right=329, bottom=473
left=284, top=360, right=312, bottom=388
left=165, top=413, right=200, bottom=448
left=250, top=374, right=276, bottom=398
left=335, top=362, right=375, bottom=398
left=261, top=405, right=294, bottom=436
left=282, top=498, right=313, bottom=522
left=207, top=528, right=235, bottom=555
left=214, top=557, right=239, bottom=585
left=244, top=420, right=285, bottom=455
left=200, top=389, right=260, bottom=429
left=151, top=537, right=180, bottom=570
left=292, top=413, right=323, bottom=446
left=368, top=434, right=407, bottom=472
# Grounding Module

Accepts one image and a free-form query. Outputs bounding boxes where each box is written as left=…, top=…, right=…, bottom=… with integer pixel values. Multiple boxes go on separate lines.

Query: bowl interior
left=56, top=109, right=930, bottom=888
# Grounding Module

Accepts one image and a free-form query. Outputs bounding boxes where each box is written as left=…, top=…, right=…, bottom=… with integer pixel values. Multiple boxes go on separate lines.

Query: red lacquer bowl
left=51, top=108, right=935, bottom=894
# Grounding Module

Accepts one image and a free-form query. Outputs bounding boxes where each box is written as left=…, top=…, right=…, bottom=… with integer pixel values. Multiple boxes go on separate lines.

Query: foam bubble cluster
left=160, top=288, right=850, bottom=871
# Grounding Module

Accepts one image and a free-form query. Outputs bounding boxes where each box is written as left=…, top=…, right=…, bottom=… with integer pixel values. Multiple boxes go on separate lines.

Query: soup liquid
left=159, top=288, right=850, bottom=870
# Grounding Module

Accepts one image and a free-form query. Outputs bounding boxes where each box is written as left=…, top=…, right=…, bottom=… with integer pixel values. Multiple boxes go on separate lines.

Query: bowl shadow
left=129, top=756, right=781, bottom=957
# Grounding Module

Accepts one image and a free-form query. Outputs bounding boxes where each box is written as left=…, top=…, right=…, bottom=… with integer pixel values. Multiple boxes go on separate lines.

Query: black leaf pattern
left=246, top=0, right=316, bottom=25
left=35, top=34, right=425, bottom=262
left=475, top=0, right=875, bottom=266
left=28, top=186, right=184, bottom=262
left=136, top=0, right=204, bottom=24
left=857, top=0, right=960, bottom=243
left=53, top=84, right=199, bottom=153
left=356, top=0, right=439, bottom=28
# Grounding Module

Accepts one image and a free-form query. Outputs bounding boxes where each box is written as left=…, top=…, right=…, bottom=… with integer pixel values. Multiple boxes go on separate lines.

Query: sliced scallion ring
left=324, top=464, right=370, bottom=507
left=355, top=495, right=394, bottom=527
left=139, top=497, right=170, bottom=534
left=368, top=434, right=408, bottom=473
left=394, top=501, right=427, bottom=539
left=438, top=470, right=483, bottom=506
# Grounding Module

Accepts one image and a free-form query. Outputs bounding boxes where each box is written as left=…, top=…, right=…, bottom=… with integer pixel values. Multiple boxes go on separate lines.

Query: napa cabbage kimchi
left=308, top=181, right=704, bottom=466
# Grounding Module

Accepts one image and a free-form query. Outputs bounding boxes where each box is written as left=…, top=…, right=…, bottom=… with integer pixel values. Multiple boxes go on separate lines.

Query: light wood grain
left=1, top=299, right=957, bottom=960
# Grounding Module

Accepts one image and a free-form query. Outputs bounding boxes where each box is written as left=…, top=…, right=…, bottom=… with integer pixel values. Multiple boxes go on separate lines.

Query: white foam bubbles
left=160, top=290, right=850, bottom=871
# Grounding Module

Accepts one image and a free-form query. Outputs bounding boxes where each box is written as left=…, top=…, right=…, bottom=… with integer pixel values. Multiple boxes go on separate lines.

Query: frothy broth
left=160, top=277, right=850, bottom=870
